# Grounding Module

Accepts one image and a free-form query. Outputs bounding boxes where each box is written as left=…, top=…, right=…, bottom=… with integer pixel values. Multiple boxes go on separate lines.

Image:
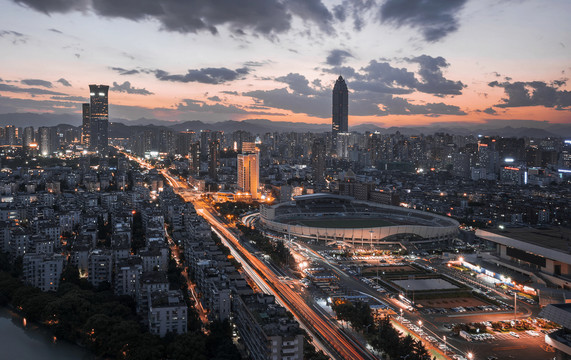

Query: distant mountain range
left=1, top=112, right=570, bottom=138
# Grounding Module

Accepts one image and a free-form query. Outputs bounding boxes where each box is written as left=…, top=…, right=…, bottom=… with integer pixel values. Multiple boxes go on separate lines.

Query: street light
left=467, top=352, right=473, bottom=360
left=369, top=230, right=374, bottom=250
left=418, top=320, right=422, bottom=328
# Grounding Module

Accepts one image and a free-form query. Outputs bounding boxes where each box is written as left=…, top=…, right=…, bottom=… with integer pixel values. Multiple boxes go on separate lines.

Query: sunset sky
left=0, top=0, right=570, bottom=127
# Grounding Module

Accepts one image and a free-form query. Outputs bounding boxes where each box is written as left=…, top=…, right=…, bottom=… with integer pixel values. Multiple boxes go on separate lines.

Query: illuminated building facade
left=237, top=142, right=259, bottom=199
left=88, top=84, right=109, bottom=153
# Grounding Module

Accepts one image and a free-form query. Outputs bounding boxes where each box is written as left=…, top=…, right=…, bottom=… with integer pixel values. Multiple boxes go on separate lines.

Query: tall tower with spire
left=332, top=75, right=348, bottom=139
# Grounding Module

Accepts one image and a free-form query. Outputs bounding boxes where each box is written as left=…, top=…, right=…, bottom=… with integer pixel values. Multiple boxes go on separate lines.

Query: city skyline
left=0, top=0, right=570, bottom=128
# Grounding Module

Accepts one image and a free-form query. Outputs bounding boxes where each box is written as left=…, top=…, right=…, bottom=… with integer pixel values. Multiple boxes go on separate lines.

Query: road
left=194, top=199, right=376, bottom=360
left=164, top=224, right=210, bottom=328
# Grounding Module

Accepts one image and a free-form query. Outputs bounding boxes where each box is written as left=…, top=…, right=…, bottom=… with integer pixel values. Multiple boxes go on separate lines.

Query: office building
left=89, top=84, right=109, bottom=153
left=332, top=75, right=348, bottom=139
left=237, top=142, right=259, bottom=199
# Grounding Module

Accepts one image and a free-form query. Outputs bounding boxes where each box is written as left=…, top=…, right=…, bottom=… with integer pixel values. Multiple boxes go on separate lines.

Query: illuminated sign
left=504, top=158, right=514, bottom=163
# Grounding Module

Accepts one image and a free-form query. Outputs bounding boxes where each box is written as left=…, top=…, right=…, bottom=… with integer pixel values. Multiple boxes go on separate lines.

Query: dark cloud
left=207, top=96, right=221, bottom=102
left=0, top=95, right=81, bottom=114
left=13, top=0, right=350, bottom=38
left=352, top=60, right=417, bottom=94
left=0, top=30, right=27, bottom=44
left=154, top=67, right=249, bottom=84
left=379, top=0, right=467, bottom=42
left=0, top=83, right=65, bottom=95
left=110, top=67, right=141, bottom=75
left=325, top=55, right=464, bottom=97
left=333, top=0, right=376, bottom=31
left=177, top=98, right=282, bottom=116
left=332, top=5, right=346, bottom=22
left=50, top=95, right=87, bottom=101
left=21, top=79, right=53, bottom=88
left=275, top=73, right=318, bottom=95
left=15, top=0, right=292, bottom=36
left=326, top=49, right=353, bottom=66
left=478, top=107, right=497, bottom=115
left=13, top=0, right=87, bottom=14
left=110, top=81, right=153, bottom=95
left=286, top=0, right=334, bottom=33
left=489, top=80, right=571, bottom=110
left=221, top=91, right=238, bottom=95
left=57, top=78, right=72, bottom=87
left=48, top=28, right=63, bottom=34
left=243, top=61, right=268, bottom=67
left=178, top=99, right=247, bottom=114
left=243, top=88, right=330, bottom=117
left=407, top=55, right=465, bottom=95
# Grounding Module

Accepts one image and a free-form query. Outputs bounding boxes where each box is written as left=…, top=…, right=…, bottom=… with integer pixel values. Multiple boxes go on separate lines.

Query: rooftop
left=540, top=303, right=571, bottom=328
left=486, top=226, right=571, bottom=252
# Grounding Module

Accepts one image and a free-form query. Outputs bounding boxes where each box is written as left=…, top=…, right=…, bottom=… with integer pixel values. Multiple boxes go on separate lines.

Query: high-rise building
left=4, top=125, right=16, bottom=146
left=332, top=76, right=348, bottom=139
left=38, top=126, right=57, bottom=156
left=237, top=142, right=259, bottom=199
left=23, top=126, right=35, bottom=148
left=88, top=85, right=109, bottom=153
left=82, top=103, right=90, bottom=148
left=311, top=138, right=326, bottom=190
left=208, top=138, right=220, bottom=181
left=189, top=142, right=200, bottom=176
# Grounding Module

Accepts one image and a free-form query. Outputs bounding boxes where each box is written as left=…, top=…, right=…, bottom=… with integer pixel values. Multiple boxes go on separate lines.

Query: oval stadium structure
left=259, top=193, right=459, bottom=248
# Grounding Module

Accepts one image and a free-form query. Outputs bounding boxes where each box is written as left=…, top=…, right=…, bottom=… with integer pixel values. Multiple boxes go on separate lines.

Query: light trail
left=197, top=202, right=376, bottom=360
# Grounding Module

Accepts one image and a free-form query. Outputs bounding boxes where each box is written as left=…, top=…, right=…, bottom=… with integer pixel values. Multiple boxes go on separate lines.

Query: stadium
left=259, top=193, right=459, bottom=248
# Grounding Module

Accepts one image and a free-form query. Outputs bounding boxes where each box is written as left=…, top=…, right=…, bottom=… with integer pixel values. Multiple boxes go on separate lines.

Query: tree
left=167, top=332, right=208, bottom=360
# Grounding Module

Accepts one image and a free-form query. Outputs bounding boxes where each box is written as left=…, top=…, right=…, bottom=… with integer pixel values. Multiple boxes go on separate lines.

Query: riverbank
left=0, top=307, right=94, bottom=360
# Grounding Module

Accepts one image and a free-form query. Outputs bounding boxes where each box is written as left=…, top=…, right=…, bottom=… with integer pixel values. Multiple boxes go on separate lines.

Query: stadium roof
left=293, top=193, right=353, bottom=202
left=485, top=226, right=571, bottom=252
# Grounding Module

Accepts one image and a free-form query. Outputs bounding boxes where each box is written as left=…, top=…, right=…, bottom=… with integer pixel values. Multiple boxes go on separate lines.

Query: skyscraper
left=237, top=142, right=260, bottom=199
left=23, top=126, right=34, bottom=148
left=38, top=126, right=57, bottom=156
left=208, top=138, right=220, bottom=181
left=311, top=138, right=326, bottom=190
left=82, top=103, right=90, bottom=148
left=88, top=84, right=109, bottom=153
left=332, top=76, right=348, bottom=139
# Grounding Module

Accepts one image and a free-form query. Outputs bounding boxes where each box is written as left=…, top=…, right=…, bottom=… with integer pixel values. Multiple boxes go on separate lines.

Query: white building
left=23, top=253, right=65, bottom=292
left=88, top=249, right=113, bottom=287
left=114, top=258, right=143, bottom=297
left=148, top=290, right=187, bottom=337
